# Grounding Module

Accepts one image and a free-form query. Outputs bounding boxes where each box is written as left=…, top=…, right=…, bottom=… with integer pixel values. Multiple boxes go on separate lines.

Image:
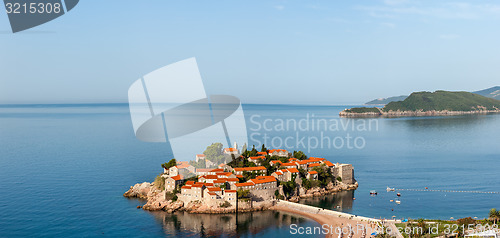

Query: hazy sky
left=1, top=0, right=499, bottom=105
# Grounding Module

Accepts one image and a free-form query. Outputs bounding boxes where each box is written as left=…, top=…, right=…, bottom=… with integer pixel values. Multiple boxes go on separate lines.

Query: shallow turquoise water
left=0, top=103, right=499, bottom=237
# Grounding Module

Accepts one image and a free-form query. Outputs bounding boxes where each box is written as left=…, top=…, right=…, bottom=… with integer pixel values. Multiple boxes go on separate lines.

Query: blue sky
left=1, top=0, right=499, bottom=104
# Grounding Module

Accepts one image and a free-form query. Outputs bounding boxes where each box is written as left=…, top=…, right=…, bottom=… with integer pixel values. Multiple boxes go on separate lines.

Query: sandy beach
left=270, top=204, right=380, bottom=238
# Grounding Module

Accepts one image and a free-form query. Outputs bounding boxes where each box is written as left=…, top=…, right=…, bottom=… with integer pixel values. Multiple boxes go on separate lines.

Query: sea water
left=0, top=103, right=499, bottom=237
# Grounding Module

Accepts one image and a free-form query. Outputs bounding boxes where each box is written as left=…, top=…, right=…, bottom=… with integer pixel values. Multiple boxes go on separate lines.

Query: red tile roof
left=323, top=161, right=334, bottom=166
left=308, top=163, right=321, bottom=168
left=213, top=179, right=227, bottom=183
left=216, top=172, right=233, bottom=177
left=280, top=162, right=296, bottom=167
left=270, top=160, right=281, bottom=164
left=207, top=187, right=222, bottom=192
left=249, top=156, right=266, bottom=160
left=197, top=154, right=205, bottom=157
left=196, top=168, right=212, bottom=173
left=308, top=171, right=318, bottom=174
left=169, top=175, right=183, bottom=181
left=233, top=166, right=266, bottom=172
left=309, top=157, right=325, bottom=161
left=269, top=149, right=287, bottom=153
left=235, top=182, right=254, bottom=187
left=257, top=152, right=267, bottom=155
left=186, top=181, right=195, bottom=185
left=181, top=186, right=191, bottom=189
left=192, top=184, right=204, bottom=188
left=287, top=168, right=299, bottom=173
left=250, top=176, right=277, bottom=184
left=226, top=178, right=239, bottom=182
left=295, top=161, right=309, bottom=165
left=200, top=175, right=218, bottom=180
left=176, top=161, right=191, bottom=169
left=224, top=148, right=237, bottom=152
left=274, top=171, right=283, bottom=176
left=225, top=190, right=237, bottom=193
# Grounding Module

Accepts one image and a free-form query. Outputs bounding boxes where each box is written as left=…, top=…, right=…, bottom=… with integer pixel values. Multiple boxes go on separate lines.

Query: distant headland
left=364, top=86, right=500, bottom=105
left=341, top=90, right=500, bottom=118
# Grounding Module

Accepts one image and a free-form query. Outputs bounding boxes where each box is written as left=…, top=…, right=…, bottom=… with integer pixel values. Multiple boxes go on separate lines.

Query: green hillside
left=473, top=86, right=500, bottom=100
left=383, top=91, right=500, bottom=112
left=365, top=95, right=407, bottom=105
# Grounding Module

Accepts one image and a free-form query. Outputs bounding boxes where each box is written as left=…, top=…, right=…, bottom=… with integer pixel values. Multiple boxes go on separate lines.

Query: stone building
left=247, top=176, right=278, bottom=201
left=306, top=171, right=318, bottom=180
left=232, top=166, right=267, bottom=175
left=268, top=149, right=288, bottom=157
left=165, top=175, right=184, bottom=192
left=337, top=163, right=354, bottom=184
left=248, top=156, right=266, bottom=165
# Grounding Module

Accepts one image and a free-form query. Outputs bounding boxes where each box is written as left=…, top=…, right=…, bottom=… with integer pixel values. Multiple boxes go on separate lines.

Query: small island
left=124, top=144, right=357, bottom=214
left=340, top=90, right=500, bottom=118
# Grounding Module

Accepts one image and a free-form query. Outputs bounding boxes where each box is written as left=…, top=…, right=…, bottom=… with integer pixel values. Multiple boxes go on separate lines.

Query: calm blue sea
left=0, top=103, right=499, bottom=237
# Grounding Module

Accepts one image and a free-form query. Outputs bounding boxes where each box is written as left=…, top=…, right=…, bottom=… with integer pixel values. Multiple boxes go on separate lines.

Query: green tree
left=261, top=144, right=267, bottom=152
left=161, top=159, right=177, bottom=171
left=490, top=208, right=500, bottom=224
left=203, top=143, right=225, bottom=165
left=237, top=189, right=250, bottom=199
left=154, top=175, right=166, bottom=191
left=293, top=151, right=307, bottom=160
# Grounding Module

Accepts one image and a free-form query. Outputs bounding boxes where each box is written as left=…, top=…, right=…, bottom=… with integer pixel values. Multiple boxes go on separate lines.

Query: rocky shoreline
left=124, top=181, right=358, bottom=214
left=339, top=109, right=500, bottom=118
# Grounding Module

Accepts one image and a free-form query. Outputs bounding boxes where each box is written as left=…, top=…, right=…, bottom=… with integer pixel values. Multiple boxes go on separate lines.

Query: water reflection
left=299, top=190, right=355, bottom=213
left=150, top=210, right=315, bottom=238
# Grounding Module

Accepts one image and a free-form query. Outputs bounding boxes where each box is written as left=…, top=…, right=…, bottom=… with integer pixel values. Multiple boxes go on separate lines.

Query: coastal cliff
left=124, top=180, right=358, bottom=213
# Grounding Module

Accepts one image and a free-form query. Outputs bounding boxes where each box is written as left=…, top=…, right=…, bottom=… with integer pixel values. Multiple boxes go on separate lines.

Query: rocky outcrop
left=289, top=181, right=358, bottom=201
left=125, top=181, right=358, bottom=214
left=124, top=182, right=184, bottom=212
left=123, top=182, right=152, bottom=199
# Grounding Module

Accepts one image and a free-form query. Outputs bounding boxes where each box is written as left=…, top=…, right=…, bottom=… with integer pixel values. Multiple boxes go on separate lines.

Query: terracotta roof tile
left=250, top=176, right=277, bottom=184
left=208, top=187, right=222, bottom=192
left=235, top=182, right=254, bottom=187
left=287, top=168, right=299, bottom=173
left=233, top=166, right=266, bottom=172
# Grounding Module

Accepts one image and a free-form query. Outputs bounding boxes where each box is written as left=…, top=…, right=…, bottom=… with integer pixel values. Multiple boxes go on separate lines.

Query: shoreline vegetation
left=340, top=91, right=500, bottom=118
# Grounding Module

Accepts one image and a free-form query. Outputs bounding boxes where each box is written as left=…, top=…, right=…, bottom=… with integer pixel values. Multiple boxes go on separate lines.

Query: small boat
left=425, top=187, right=428, bottom=189
left=370, top=190, right=378, bottom=195
left=390, top=200, right=394, bottom=202
left=387, top=186, right=395, bottom=192
left=395, top=200, right=401, bottom=204
left=396, top=193, right=401, bottom=197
